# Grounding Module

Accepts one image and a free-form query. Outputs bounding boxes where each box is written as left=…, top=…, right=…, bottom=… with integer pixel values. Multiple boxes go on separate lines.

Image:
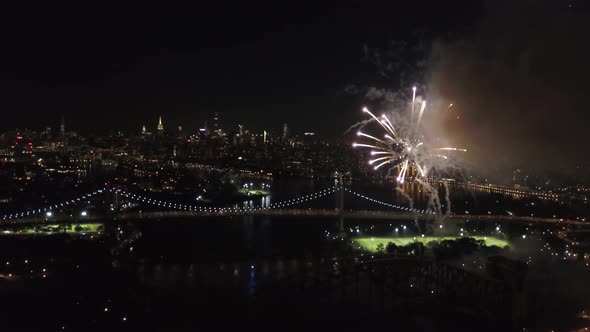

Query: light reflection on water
left=136, top=258, right=308, bottom=292
left=125, top=178, right=556, bottom=297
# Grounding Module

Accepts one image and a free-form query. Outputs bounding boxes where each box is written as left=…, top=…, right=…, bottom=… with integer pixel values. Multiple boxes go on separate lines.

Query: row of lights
left=1, top=188, right=107, bottom=220
left=466, top=183, right=559, bottom=199
left=344, top=188, right=434, bottom=215
left=119, top=187, right=338, bottom=214
left=3, top=186, right=338, bottom=220
left=3, top=185, right=424, bottom=219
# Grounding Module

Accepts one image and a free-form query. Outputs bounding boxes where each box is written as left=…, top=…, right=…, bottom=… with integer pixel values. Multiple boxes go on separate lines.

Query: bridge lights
left=46, top=211, right=53, bottom=217
left=80, top=211, right=87, bottom=217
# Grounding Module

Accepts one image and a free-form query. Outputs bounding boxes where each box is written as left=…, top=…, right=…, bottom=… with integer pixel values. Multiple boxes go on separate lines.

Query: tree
left=386, top=242, right=398, bottom=254
left=426, top=240, right=440, bottom=249
left=376, top=243, right=385, bottom=253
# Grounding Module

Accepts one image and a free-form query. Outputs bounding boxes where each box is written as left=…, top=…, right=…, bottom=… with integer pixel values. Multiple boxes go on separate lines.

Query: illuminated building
left=283, top=123, right=288, bottom=141
left=303, top=132, right=316, bottom=145
left=212, top=112, right=221, bottom=134
left=60, top=116, right=65, bottom=139
left=59, top=116, right=67, bottom=146
left=13, top=133, right=32, bottom=155
left=157, top=116, right=164, bottom=133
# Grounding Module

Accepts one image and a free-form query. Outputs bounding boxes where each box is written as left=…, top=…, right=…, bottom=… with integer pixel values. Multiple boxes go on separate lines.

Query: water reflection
left=136, top=258, right=313, bottom=290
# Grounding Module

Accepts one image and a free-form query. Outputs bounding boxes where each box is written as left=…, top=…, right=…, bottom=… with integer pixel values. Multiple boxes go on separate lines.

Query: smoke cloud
left=425, top=1, right=590, bottom=180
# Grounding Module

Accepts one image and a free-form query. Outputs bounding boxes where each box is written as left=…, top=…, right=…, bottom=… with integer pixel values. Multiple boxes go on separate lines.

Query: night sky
left=1, top=1, right=588, bottom=172
left=0, top=2, right=478, bottom=133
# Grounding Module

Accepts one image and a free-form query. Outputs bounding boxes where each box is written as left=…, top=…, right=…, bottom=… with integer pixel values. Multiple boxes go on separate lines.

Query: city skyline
left=1, top=2, right=589, bottom=174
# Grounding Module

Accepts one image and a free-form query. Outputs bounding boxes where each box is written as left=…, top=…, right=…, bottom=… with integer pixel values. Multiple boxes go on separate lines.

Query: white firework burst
left=352, top=86, right=466, bottom=184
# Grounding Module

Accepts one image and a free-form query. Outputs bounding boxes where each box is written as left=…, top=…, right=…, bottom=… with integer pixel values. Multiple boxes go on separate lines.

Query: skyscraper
left=59, top=115, right=66, bottom=146
left=282, top=123, right=288, bottom=141
left=60, top=116, right=65, bottom=139
left=212, top=112, right=221, bottom=134
left=157, top=116, right=164, bottom=133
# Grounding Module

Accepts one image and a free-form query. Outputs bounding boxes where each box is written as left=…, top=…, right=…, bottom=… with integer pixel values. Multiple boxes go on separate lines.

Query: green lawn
left=354, top=236, right=509, bottom=253
left=238, top=189, right=270, bottom=196
left=1, top=223, right=104, bottom=236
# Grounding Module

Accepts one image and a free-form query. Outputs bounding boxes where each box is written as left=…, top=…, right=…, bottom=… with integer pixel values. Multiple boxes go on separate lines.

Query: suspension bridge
left=0, top=184, right=583, bottom=227
left=0, top=185, right=432, bottom=222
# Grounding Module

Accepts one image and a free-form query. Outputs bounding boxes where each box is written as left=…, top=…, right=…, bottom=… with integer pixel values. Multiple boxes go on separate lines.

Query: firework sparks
left=352, top=87, right=466, bottom=185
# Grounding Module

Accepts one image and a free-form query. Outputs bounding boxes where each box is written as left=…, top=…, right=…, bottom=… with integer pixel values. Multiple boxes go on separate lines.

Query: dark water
left=0, top=178, right=587, bottom=331
left=130, top=217, right=345, bottom=263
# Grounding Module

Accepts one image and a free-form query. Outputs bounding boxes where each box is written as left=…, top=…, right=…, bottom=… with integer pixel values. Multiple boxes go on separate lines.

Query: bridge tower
left=334, top=173, right=345, bottom=232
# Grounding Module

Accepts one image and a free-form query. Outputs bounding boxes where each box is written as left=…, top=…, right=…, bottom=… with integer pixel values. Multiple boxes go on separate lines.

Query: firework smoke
left=442, top=181, right=452, bottom=219
left=395, top=187, right=414, bottom=209
left=352, top=86, right=466, bottom=227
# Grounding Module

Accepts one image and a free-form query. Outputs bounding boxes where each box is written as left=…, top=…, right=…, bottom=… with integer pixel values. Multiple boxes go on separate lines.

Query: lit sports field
left=0, top=223, right=103, bottom=236
left=354, top=236, right=509, bottom=253
left=238, top=189, right=270, bottom=196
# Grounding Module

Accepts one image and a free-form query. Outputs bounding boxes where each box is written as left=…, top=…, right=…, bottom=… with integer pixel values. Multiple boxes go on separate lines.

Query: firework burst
left=352, top=86, right=466, bottom=184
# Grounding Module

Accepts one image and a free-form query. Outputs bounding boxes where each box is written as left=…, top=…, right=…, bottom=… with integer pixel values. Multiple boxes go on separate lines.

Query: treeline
left=372, top=237, right=509, bottom=260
